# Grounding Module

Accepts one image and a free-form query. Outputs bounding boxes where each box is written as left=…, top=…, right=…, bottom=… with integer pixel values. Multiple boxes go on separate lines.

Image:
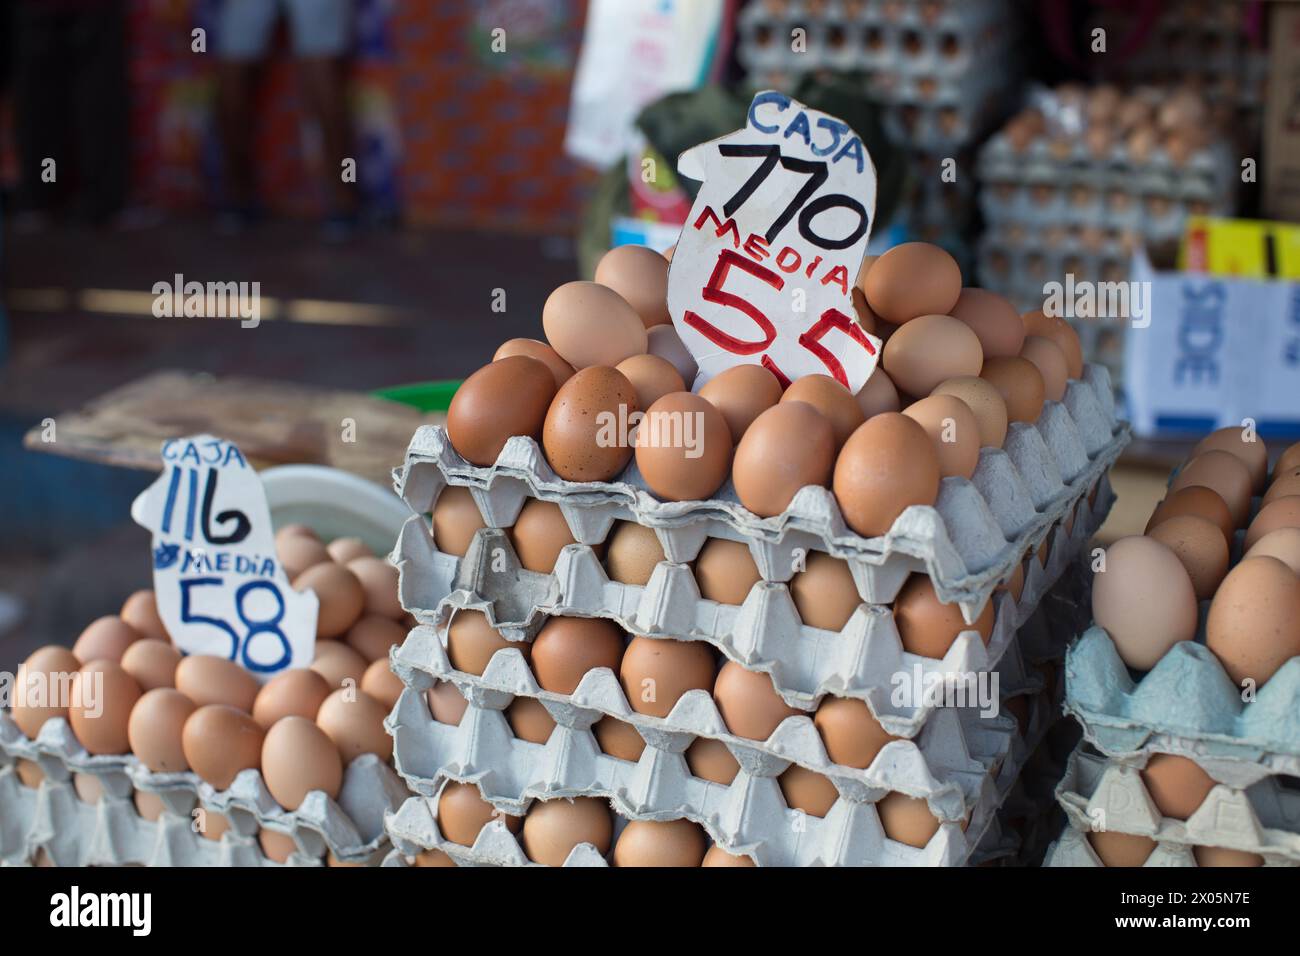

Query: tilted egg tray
left=1043, top=821, right=1296, bottom=867
left=392, top=365, right=1126, bottom=625
left=0, top=710, right=408, bottom=864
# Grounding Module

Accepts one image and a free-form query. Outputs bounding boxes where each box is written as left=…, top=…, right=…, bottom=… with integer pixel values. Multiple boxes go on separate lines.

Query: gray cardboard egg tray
left=0, top=710, right=407, bottom=865
left=977, top=179, right=1228, bottom=235
left=393, top=371, right=1126, bottom=626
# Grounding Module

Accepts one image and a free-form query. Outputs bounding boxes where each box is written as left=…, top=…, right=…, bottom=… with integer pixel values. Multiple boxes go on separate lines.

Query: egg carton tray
left=977, top=134, right=1235, bottom=192
left=394, top=371, right=1126, bottom=625
left=0, top=710, right=408, bottom=863
left=1064, top=626, right=1300, bottom=783
left=978, top=181, right=1228, bottom=235
left=1042, top=821, right=1296, bottom=867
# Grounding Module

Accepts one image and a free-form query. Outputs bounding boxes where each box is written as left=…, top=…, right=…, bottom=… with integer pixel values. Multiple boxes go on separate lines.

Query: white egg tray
left=0, top=710, right=407, bottom=864
left=393, top=368, right=1126, bottom=625
left=1042, top=822, right=1297, bottom=867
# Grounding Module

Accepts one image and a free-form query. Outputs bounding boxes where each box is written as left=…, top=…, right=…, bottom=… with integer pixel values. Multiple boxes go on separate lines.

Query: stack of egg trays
left=0, top=711, right=406, bottom=866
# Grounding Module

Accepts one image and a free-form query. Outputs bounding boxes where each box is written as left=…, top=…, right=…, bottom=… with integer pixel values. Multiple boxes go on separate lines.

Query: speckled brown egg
left=252, top=668, right=332, bottom=728
left=261, top=715, right=343, bottom=810
left=542, top=280, right=648, bottom=369
left=949, top=288, right=1025, bottom=358
left=1245, top=527, right=1300, bottom=574
left=521, top=796, right=614, bottom=866
left=431, top=485, right=486, bottom=557
left=612, top=818, right=708, bottom=867
left=595, top=245, right=671, bottom=328
left=293, top=562, right=365, bottom=639
left=862, top=242, right=962, bottom=324
left=733, top=401, right=836, bottom=517
left=494, top=338, right=576, bottom=389
left=509, top=498, right=578, bottom=573
left=182, top=704, right=265, bottom=790
left=980, top=356, right=1045, bottom=423
left=1206, top=556, right=1300, bottom=686
left=894, top=575, right=994, bottom=658
left=530, top=616, right=625, bottom=694
left=814, top=696, right=899, bottom=769
left=635, top=392, right=733, bottom=501
left=697, top=364, right=784, bottom=444
left=932, top=375, right=1009, bottom=448
left=713, top=661, right=798, bottom=741
left=542, top=365, right=638, bottom=482
left=1148, top=514, right=1229, bottom=600
left=832, top=413, right=940, bottom=537
left=790, top=551, right=861, bottom=631
left=882, top=314, right=984, bottom=397
left=619, top=636, right=717, bottom=718
left=127, top=688, right=195, bottom=772
left=72, top=616, right=144, bottom=665
left=604, top=520, right=665, bottom=586
left=446, top=355, right=557, bottom=466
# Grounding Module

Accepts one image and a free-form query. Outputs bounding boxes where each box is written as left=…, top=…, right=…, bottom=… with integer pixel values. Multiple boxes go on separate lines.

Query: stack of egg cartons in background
left=380, top=372, right=1129, bottom=866
left=1046, top=433, right=1300, bottom=868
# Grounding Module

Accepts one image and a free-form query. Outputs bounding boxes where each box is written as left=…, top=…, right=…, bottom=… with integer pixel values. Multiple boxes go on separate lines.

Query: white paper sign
left=668, top=91, right=882, bottom=393
left=131, top=435, right=318, bottom=679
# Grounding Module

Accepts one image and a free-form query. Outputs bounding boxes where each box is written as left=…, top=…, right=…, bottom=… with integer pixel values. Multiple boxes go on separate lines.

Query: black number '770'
left=719, top=144, right=827, bottom=244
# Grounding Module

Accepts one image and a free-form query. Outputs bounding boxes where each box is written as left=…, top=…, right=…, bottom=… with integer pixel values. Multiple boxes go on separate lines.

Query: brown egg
left=197, top=809, right=230, bottom=842
left=521, top=796, right=614, bottom=866
left=119, top=639, right=180, bottom=691
left=949, top=288, right=1025, bottom=359
left=980, top=356, right=1045, bottom=423
left=646, top=324, right=697, bottom=385
left=261, top=716, right=344, bottom=810
left=120, top=590, right=169, bottom=643
left=310, top=640, right=369, bottom=690
left=1092, top=536, right=1198, bottom=669
left=431, top=485, right=486, bottom=557
left=592, top=716, right=645, bottom=761
left=1019, top=336, right=1068, bottom=402
left=1277, top=441, right=1300, bottom=476
left=1022, top=309, right=1084, bottom=379
left=862, top=242, right=962, bottom=324
left=73, top=772, right=102, bottom=803
left=1146, top=486, right=1235, bottom=544
left=1088, top=829, right=1156, bottom=866
left=604, top=521, right=665, bottom=586
left=713, top=661, right=798, bottom=741
left=903, top=394, right=981, bottom=479
left=733, top=402, right=835, bottom=517
left=317, top=688, right=393, bottom=763
left=613, top=818, right=708, bottom=867
left=182, top=705, right=265, bottom=790
left=542, top=365, right=638, bottom=482
left=698, top=364, right=784, bottom=443
left=686, top=737, right=740, bottom=784
left=12, top=645, right=82, bottom=739
left=543, top=280, right=648, bottom=369
left=411, top=848, right=457, bottom=867
left=15, top=759, right=44, bottom=788
left=127, top=688, right=195, bottom=772
left=932, top=375, right=1009, bottom=448
left=1194, top=845, right=1264, bottom=867
left=619, top=636, right=717, bottom=717
left=437, top=780, right=520, bottom=846
left=882, top=314, right=984, bottom=397
left=780, top=375, right=865, bottom=450
left=615, top=354, right=685, bottom=413
left=1192, top=426, right=1269, bottom=493
left=506, top=696, right=556, bottom=744
left=1142, top=753, right=1216, bottom=820
left=345, top=556, right=402, bottom=620
left=851, top=285, right=878, bottom=334
left=790, top=552, right=861, bottom=631
left=276, top=530, right=332, bottom=580
left=595, top=245, right=671, bottom=328
left=1245, top=496, right=1300, bottom=550
left=530, top=616, right=625, bottom=694
left=635, top=392, right=733, bottom=501
left=361, top=658, right=404, bottom=710
left=702, top=846, right=756, bottom=866
left=175, top=655, right=260, bottom=712
left=833, top=413, right=941, bottom=537
left=1245, top=527, right=1300, bottom=574
left=509, top=499, right=577, bottom=573
left=326, top=539, right=370, bottom=565
left=779, top=764, right=840, bottom=817
left=1148, top=514, right=1229, bottom=600
left=446, top=609, right=525, bottom=676
left=855, top=367, right=902, bottom=419
left=258, top=829, right=297, bottom=863
left=1206, top=556, right=1300, bottom=686
left=72, top=616, right=144, bottom=665
left=1265, top=468, right=1300, bottom=504
left=694, top=542, right=762, bottom=612
left=446, top=355, right=557, bottom=466
left=134, top=789, right=166, bottom=821
left=1000, top=562, right=1026, bottom=603
left=814, top=696, right=899, bottom=769
left=877, top=792, right=941, bottom=848
left=494, top=338, right=575, bottom=389
left=67, top=660, right=139, bottom=755
left=294, top=562, right=365, bottom=639
left=1171, top=451, right=1253, bottom=529
left=894, top=575, right=995, bottom=658
left=252, top=668, right=332, bottom=728
left=662, top=244, right=676, bottom=262
left=345, top=614, right=405, bottom=663
left=427, top=680, right=468, bottom=725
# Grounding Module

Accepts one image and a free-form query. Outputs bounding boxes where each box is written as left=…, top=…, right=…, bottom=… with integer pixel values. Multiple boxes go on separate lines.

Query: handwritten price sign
left=668, top=91, right=882, bottom=394
left=131, top=435, right=317, bottom=679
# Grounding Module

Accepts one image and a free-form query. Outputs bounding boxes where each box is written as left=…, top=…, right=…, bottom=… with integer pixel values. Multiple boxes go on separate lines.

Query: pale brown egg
left=411, top=848, right=457, bottom=867
left=855, top=367, right=902, bottom=419
left=345, top=614, right=405, bottom=663
left=780, top=375, right=865, bottom=449
left=175, top=654, right=260, bottom=712
left=646, top=324, right=697, bottom=385
left=197, top=809, right=230, bottom=842
left=345, top=556, right=402, bottom=620
left=543, top=280, right=648, bottom=369
left=127, top=688, right=195, bottom=772
left=592, top=716, right=645, bottom=761
left=949, top=288, right=1025, bottom=358
left=262, top=716, right=344, bottom=810
left=1021, top=309, right=1084, bottom=379
left=446, top=609, right=526, bottom=676
left=509, top=499, right=577, bottom=574
left=851, top=285, right=878, bottom=334
left=877, top=792, right=941, bottom=848
left=494, top=338, right=575, bottom=389
left=882, top=314, right=984, bottom=397
left=833, top=413, right=941, bottom=537
left=438, top=780, right=520, bottom=846
left=72, top=616, right=144, bottom=665
left=530, top=616, right=625, bottom=694
left=1265, top=467, right=1300, bottom=504
left=980, top=356, right=1045, bottom=423
left=779, top=764, right=839, bottom=817
left=134, top=789, right=166, bottom=821
left=702, top=846, right=756, bottom=866
left=119, top=640, right=180, bottom=692
left=635, top=392, right=733, bottom=501
left=542, top=365, right=638, bottom=482
left=713, top=661, right=798, bottom=741
left=894, top=574, right=994, bottom=657
left=686, top=737, right=740, bottom=784
left=855, top=254, right=878, bottom=292
left=604, top=520, right=665, bottom=586
left=1245, top=496, right=1300, bottom=550
left=427, top=680, right=468, bottom=725
left=1277, top=441, right=1300, bottom=476
left=73, top=772, right=102, bottom=803
left=698, top=364, right=783, bottom=443
left=595, top=245, right=671, bottom=328
left=663, top=245, right=676, bottom=262
left=613, top=818, right=708, bottom=867
left=1170, top=451, right=1253, bottom=529
left=276, top=531, right=331, bottom=580
left=814, top=696, right=899, bottom=769
left=620, top=636, right=717, bottom=718
left=12, top=645, right=83, bottom=739
left=1146, top=486, right=1234, bottom=544
left=615, top=354, right=685, bottom=412
left=1194, top=845, right=1264, bottom=867
left=1019, top=335, right=1068, bottom=402
left=790, top=551, right=861, bottom=631
left=694, top=538, right=761, bottom=605
left=1141, top=753, right=1216, bottom=820
left=15, top=759, right=44, bottom=788
left=862, top=242, right=962, bottom=324
left=317, top=688, right=393, bottom=763
left=327, top=537, right=371, bottom=564
left=932, top=375, right=1009, bottom=448
left=506, top=695, right=556, bottom=744
left=252, top=668, right=332, bottom=728
left=120, top=590, right=169, bottom=643
left=310, top=640, right=369, bottom=690
left=1245, top=527, right=1300, bottom=574
left=361, top=658, right=404, bottom=710
left=68, top=660, right=140, bottom=755
left=1088, top=829, right=1156, bottom=866
left=1092, top=536, right=1198, bottom=669
left=431, top=485, right=486, bottom=557
left=294, top=562, right=365, bottom=639
left=522, top=796, right=614, bottom=866
left=446, top=356, right=557, bottom=466
left=258, top=829, right=297, bottom=863
left=182, top=705, right=265, bottom=790
left=1192, top=426, right=1269, bottom=493
left=733, top=401, right=836, bottom=517
left=1206, top=556, right=1300, bottom=686
left=903, top=394, right=981, bottom=479
left=1148, top=514, right=1229, bottom=600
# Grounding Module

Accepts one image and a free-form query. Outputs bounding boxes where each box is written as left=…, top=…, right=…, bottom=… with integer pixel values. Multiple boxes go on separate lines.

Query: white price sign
left=669, top=91, right=882, bottom=393
left=131, top=435, right=317, bottom=679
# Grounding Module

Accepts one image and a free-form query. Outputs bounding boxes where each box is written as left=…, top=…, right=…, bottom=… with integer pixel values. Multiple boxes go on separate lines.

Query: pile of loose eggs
left=445, top=241, right=1083, bottom=540
left=1092, top=431, right=1300, bottom=683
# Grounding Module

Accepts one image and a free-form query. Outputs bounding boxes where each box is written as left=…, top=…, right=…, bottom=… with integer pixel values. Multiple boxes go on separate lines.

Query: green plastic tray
left=372, top=379, right=462, bottom=413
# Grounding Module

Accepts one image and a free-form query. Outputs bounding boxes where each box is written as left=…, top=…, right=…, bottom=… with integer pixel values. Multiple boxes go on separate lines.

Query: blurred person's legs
left=215, top=0, right=280, bottom=231
left=67, top=0, right=130, bottom=224
left=11, top=1, right=67, bottom=225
